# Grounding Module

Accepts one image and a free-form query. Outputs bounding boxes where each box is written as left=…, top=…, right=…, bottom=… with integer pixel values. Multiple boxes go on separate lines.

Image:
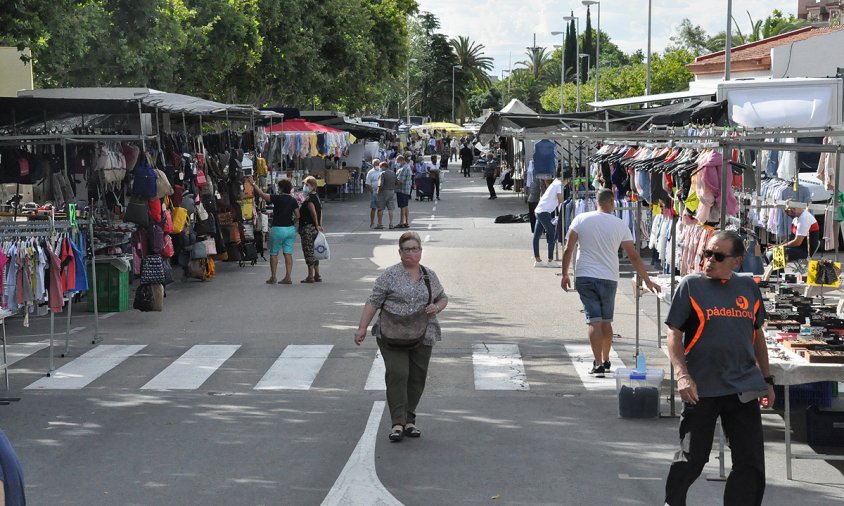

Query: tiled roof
left=687, top=25, right=844, bottom=74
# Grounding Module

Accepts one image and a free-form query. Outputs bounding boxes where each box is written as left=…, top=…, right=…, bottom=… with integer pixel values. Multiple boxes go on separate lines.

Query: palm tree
left=517, top=47, right=552, bottom=82
left=450, top=35, right=494, bottom=89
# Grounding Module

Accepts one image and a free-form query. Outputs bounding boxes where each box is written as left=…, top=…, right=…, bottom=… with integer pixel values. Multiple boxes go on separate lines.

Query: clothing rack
left=0, top=216, right=97, bottom=385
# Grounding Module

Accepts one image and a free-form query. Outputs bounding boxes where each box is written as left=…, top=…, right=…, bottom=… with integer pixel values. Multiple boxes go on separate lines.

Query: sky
left=416, top=0, right=799, bottom=75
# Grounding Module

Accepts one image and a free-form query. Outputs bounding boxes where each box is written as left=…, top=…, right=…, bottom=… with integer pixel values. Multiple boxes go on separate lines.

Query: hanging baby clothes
left=777, top=138, right=797, bottom=180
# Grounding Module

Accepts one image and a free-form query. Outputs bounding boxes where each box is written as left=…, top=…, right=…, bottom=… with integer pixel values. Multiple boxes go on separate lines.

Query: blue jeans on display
left=533, top=211, right=556, bottom=260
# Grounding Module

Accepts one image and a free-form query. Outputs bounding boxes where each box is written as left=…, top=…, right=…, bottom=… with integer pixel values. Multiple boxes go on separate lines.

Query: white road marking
left=432, top=206, right=436, bottom=212
left=364, top=350, right=386, bottom=390
left=69, top=327, right=85, bottom=335
left=254, top=345, right=333, bottom=390
left=564, top=344, right=627, bottom=391
left=1, top=343, right=49, bottom=367
left=618, top=474, right=661, bottom=481
left=26, top=345, right=146, bottom=390
left=424, top=234, right=430, bottom=242
left=98, top=313, right=117, bottom=320
left=427, top=223, right=433, bottom=230
left=430, top=214, right=435, bottom=219
left=320, top=401, right=403, bottom=506
left=141, top=345, right=240, bottom=390
left=473, top=343, right=529, bottom=390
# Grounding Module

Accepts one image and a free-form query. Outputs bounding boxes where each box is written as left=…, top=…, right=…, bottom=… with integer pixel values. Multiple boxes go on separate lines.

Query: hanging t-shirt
left=533, top=139, right=556, bottom=176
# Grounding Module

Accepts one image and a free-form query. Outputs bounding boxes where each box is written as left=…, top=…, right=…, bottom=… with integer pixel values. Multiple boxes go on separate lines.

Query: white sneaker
left=546, top=261, right=561, bottom=268
left=533, top=260, right=546, bottom=268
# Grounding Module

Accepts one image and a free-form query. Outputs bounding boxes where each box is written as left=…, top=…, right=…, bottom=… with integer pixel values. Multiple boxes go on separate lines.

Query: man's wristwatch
left=764, top=376, right=775, bottom=386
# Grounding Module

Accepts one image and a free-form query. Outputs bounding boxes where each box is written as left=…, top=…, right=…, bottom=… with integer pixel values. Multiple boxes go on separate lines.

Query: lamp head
left=551, top=31, right=563, bottom=36
left=582, top=0, right=599, bottom=6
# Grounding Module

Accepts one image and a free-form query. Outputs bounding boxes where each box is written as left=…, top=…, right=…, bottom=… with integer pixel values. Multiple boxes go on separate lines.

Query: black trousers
left=462, top=163, right=471, bottom=177
left=665, top=395, right=765, bottom=506
left=433, top=178, right=440, bottom=198
left=486, top=176, right=497, bottom=197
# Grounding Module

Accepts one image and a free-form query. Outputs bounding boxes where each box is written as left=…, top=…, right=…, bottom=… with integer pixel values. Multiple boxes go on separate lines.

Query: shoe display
left=588, top=361, right=606, bottom=378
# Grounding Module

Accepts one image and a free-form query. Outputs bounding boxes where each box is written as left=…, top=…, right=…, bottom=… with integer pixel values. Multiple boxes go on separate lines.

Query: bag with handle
left=151, top=284, right=165, bottom=311
left=202, top=237, right=217, bottom=256
left=171, top=206, right=188, bottom=234
left=140, top=254, right=167, bottom=284
left=155, top=169, right=173, bottom=199
left=313, top=231, right=330, bottom=261
left=133, top=283, right=154, bottom=312
left=376, top=266, right=432, bottom=349
left=124, top=196, right=150, bottom=226
left=161, top=234, right=175, bottom=258
left=132, top=155, right=158, bottom=198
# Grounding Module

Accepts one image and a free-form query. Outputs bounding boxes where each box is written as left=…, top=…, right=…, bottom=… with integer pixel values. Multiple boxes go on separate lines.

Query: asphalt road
left=1, top=172, right=842, bottom=505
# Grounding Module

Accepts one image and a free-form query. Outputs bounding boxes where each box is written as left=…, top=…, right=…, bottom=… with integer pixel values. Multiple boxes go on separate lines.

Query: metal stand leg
left=785, top=386, right=793, bottom=480
left=63, top=295, right=72, bottom=357
left=2, top=318, right=7, bottom=390
left=48, top=310, right=55, bottom=376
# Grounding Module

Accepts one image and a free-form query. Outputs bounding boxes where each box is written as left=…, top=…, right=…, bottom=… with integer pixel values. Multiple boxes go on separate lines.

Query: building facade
left=798, top=0, right=843, bottom=22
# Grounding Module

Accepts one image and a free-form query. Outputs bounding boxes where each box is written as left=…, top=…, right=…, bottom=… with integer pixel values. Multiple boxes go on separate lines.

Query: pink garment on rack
left=694, top=150, right=738, bottom=224
left=45, top=243, right=64, bottom=313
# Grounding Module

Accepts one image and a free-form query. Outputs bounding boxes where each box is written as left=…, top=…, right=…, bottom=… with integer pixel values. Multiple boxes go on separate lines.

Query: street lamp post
left=406, top=58, right=417, bottom=126
left=564, top=15, right=580, bottom=112
left=646, top=0, right=652, bottom=95
left=452, top=64, right=462, bottom=123
left=582, top=1, right=601, bottom=104
left=725, top=0, right=733, bottom=80
left=551, top=31, right=566, bottom=113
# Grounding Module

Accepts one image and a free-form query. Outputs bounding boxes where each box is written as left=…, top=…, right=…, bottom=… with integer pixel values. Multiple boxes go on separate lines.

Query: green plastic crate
left=86, top=263, right=129, bottom=312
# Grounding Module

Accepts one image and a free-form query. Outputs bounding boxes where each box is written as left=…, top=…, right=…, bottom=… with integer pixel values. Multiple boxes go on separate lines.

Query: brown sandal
left=313, top=275, right=322, bottom=282
left=300, top=278, right=314, bottom=283
left=265, top=278, right=277, bottom=284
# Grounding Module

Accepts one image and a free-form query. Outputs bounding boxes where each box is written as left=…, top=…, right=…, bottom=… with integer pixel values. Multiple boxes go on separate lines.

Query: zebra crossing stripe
left=254, top=345, right=333, bottom=390
left=472, top=343, right=529, bottom=390
left=141, top=345, right=240, bottom=390
left=2, top=343, right=49, bottom=367
left=564, top=344, right=627, bottom=391
left=364, top=350, right=386, bottom=390
left=25, top=345, right=146, bottom=390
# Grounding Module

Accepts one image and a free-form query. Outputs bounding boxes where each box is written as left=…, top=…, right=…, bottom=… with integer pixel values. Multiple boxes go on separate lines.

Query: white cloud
left=417, top=0, right=797, bottom=74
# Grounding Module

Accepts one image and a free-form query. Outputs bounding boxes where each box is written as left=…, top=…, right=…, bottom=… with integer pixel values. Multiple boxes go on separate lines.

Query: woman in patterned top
left=354, top=231, right=448, bottom=442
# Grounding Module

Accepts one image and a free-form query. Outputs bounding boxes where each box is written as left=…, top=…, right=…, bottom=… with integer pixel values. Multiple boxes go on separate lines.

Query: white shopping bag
left=313, top=232, right=330, bottom=261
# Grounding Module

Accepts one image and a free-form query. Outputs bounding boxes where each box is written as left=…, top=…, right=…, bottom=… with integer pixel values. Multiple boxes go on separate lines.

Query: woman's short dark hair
left=713, top=230, right=745, bottom=257
left=277, top=179, right=293, bottom=193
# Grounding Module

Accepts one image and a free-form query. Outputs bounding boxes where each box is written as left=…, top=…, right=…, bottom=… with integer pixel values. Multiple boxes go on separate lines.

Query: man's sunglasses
left=703, top=250, right=737, bottom=262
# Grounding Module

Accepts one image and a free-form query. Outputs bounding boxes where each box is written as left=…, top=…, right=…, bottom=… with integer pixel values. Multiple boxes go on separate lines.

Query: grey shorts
left=376, top=191, right=396, bottom=211
left=575, top=277, right=618, bottom=324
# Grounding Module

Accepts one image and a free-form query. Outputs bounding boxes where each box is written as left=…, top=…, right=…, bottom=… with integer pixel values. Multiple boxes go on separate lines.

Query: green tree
left=468, top=86, right=502, bottom=115
left=668, top=18, right=712, bottom=55
left=582, top=6, right=594, bottom=82
left=450, top=36, right=494, bottom=90
left=564, top=13, right=577, bottom=84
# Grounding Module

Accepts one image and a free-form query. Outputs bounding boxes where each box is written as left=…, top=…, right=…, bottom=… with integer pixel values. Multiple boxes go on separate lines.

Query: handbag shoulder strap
left=420, top=265, right=432, bottom=305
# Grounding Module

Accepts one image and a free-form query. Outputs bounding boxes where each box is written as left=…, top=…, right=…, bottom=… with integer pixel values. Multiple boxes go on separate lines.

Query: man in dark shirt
left=483, top=152, right=499, bottom=199
left=664, top=230, right=774, bottom=506
left=459, top=143, right=474, bottom=177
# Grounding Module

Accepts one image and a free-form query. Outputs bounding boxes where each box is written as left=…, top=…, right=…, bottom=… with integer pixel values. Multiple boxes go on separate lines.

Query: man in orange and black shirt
left=664, top=230, right=774, bottom=506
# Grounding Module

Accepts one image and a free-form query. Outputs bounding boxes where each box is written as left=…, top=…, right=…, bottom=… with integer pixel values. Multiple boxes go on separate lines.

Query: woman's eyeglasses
left=401, top=247, right=422, bottom=253
left=703, top=250, right=736, bottom=262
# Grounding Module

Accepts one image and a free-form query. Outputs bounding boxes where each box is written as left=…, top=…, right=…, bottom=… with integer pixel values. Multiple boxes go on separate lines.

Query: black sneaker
left=588, top=361, right=606, bottom=378
left=603, top=361, right=611, bottom=372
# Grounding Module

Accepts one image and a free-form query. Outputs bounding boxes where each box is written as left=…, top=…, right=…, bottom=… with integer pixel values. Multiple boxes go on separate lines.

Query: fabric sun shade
left=411, top=122, right=472, bottom=134
left=266, top=118, right=345, bottom=133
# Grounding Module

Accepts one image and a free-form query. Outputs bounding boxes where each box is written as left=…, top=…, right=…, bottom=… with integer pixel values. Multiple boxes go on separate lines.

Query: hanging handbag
left=155, top=169, right=173, bottom=199
left=151, top=284, right=165, bottom=311
left=171, top=206, right=188, bottom=234
left=202, top=237, right=217, bottom=256
left=191, top=239, right=208, bottom=260
left=218, top=211, right=233, bottom=225
left=376, top=266, right=432, bottom=349
left=140, top=254, right=167, bottom=284
left=124, top=196, right=150, bottom=227
left=161, top=234, right=175, bottom=258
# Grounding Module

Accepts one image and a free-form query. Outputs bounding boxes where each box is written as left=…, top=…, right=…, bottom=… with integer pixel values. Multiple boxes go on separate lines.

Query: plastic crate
left=774, top=381, right=835, bottom=410
left=86, top=263, right=129, bottom=312
left=805, top=406, right=844, bottom=446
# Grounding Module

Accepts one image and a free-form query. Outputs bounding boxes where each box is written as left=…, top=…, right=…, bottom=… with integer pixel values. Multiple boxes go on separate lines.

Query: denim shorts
left=575, top=277, right=618, bottom=323
left=370, top=192, right=379, bottom=209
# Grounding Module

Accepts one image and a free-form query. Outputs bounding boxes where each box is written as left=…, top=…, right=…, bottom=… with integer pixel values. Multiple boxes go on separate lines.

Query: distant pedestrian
left=450, top=137, right=459, bottom=161
left=429, top=155, right=441, bottom=200
left=365, top=158, right=383, bottom=229
left=376, top=162, right=397, bottom=229
left=395, top=156, right=413, bottom=228
left=249, top=177, right=299, bottom=284
left=484, top=152, right=499, bottom=199
left=561, top=188, right=659, bottom=377
left=354, top=232, right=448, bottom=442
left=532, top=176, right=563, bottom=268
left=526, top=167, right=544, bottom=233
left=459, top=142, right=473, bottom=177
left=0, top=428, right=26, bottom=506
left=298, top=176, right=324, bottom=283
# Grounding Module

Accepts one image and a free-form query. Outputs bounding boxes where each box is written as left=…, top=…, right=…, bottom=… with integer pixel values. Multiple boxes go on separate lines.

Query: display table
left=768, top=349, right=844, bottom=480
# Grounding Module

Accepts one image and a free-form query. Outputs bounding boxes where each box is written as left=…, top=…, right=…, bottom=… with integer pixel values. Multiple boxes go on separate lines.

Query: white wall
left=0, top=47, right=33, bottom=97
left=695, top=70, right=772, bottom=82
left=771, top=29, right=844, bottom=79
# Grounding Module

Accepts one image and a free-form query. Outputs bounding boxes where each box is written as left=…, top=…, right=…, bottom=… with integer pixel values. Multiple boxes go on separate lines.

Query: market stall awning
left=411, top=122, right=472, bottom=134
left=587, top=89, right=717, bottom=109
left=266, top=118, right=345, bottom=133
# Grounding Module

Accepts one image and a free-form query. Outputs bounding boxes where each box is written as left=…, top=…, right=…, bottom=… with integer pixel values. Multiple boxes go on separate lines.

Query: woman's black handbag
left=378, top=266, right=432, bottom=349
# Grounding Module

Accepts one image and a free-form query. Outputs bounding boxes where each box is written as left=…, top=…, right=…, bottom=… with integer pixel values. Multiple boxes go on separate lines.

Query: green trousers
left=377, top=339, right=433, bottom=426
